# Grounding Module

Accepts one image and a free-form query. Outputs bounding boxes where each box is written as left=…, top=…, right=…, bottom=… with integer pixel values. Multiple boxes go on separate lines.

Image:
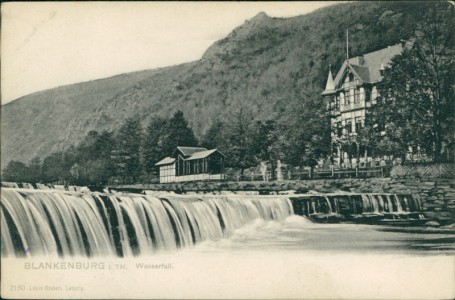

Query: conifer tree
left=143, top=117, right=169, bottom=175
left=201, top=120, right=225, bottom=150
left=164, top=110, right=198, bottom=154
left=113, top=118, right=143, bottom=183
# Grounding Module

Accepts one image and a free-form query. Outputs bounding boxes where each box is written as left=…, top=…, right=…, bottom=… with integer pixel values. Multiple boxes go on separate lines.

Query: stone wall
left=391, top=163, right=454, bottom=178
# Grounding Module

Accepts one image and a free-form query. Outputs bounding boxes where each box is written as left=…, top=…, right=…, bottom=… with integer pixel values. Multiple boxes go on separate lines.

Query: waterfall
left=291, top=193, right=423, bottom=220
left=394, top=195, right=403, bottom=212
left=324, top=197, right=333, bottom=213
left=357, top=194, right=422, bottom=214
left=0, top=189, right=293, bottom=258
left=36, top=183, right=51, bottom=190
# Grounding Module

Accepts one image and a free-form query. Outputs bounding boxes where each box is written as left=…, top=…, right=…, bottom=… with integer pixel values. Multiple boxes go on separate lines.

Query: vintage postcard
left=1, top=1, right=454, bottom=299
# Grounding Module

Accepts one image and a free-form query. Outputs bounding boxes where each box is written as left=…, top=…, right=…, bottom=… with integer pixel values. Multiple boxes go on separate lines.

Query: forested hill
left=1, top=2, right=437, bottom=165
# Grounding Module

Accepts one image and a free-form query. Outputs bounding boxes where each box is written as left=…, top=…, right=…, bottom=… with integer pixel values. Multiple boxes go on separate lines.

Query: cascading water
left=291, top=193, right=426, bottom=224
left=359, top=194, right=421, bottom=214
left=0, top=188, right=293, bottom=258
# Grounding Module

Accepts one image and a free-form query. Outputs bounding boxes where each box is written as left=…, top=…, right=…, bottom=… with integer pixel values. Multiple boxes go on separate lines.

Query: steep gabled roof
left=330, top=43, right=403, bottom=90
left=174, top=146, right=208, bottom=157
left=185, top=149, right=226, bottom=161
left=333, top=60, right=349, bottom=88
left=156, top=147, right=225, bottom=166
left=363, top=44, right=403, bottom=83
left=349, top=64, right=371, bottom=83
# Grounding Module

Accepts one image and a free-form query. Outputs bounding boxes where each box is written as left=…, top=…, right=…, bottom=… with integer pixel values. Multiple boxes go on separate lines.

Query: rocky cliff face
left=202, top=12, right=274, bottom=61
left=1, top=2, right=433, bottom=166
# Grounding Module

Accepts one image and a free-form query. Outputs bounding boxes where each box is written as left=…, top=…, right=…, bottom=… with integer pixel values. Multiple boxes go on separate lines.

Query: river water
left=192, top=215, right=455, bottom=255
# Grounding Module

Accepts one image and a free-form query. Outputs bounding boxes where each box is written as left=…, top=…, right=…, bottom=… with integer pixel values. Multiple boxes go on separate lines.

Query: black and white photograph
left=1, top=1, right=454, bottom=299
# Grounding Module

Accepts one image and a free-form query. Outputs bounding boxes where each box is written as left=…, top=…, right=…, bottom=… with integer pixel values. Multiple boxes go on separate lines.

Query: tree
left=113, top=118, right=143, bottom=183
left=250, top=120, right=292, bottom=180
left=372, top=3, right=454, bottom=162
left=251, top=120, right=276, bottom=163
left=201, top=120, right=225, bottom=150
left=277, top=90, right=331, bottom=170
left=359, top=96, right=420, bottom=164
left=223, top=107, right=256, bottom=175
left=300, top=105, right=331, bottom=170
left=72, top=130, right=115, bottom=185
left=27, top=157, right=42, bottom=183
left=163, top=111, right=198, bottom=154
left=41, top=152, right=66, bottom=183
left=2, top=161, right=29, bottom=182
left=143, top=117, right=169, bottom=175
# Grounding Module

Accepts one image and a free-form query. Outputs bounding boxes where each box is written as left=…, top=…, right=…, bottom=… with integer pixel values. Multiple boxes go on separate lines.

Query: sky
left=1, top=2, right=337, bottom=104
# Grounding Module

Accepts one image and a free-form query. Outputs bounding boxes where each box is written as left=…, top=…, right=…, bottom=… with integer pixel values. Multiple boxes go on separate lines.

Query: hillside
left=1, top=2, right=435, bottom=165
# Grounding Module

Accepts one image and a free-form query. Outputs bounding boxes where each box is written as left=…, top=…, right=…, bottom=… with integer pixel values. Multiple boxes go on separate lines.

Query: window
left=346, top=119, right=352, bottom=134
left=335, top=95, right=340, bottom=109
left=345, top=90, right=351, bottom=105
left=354, top=89, right=360, bottom=103
left=337, top=121, right=342, bottom=137
left=355, top=117, right=362, bottom=133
